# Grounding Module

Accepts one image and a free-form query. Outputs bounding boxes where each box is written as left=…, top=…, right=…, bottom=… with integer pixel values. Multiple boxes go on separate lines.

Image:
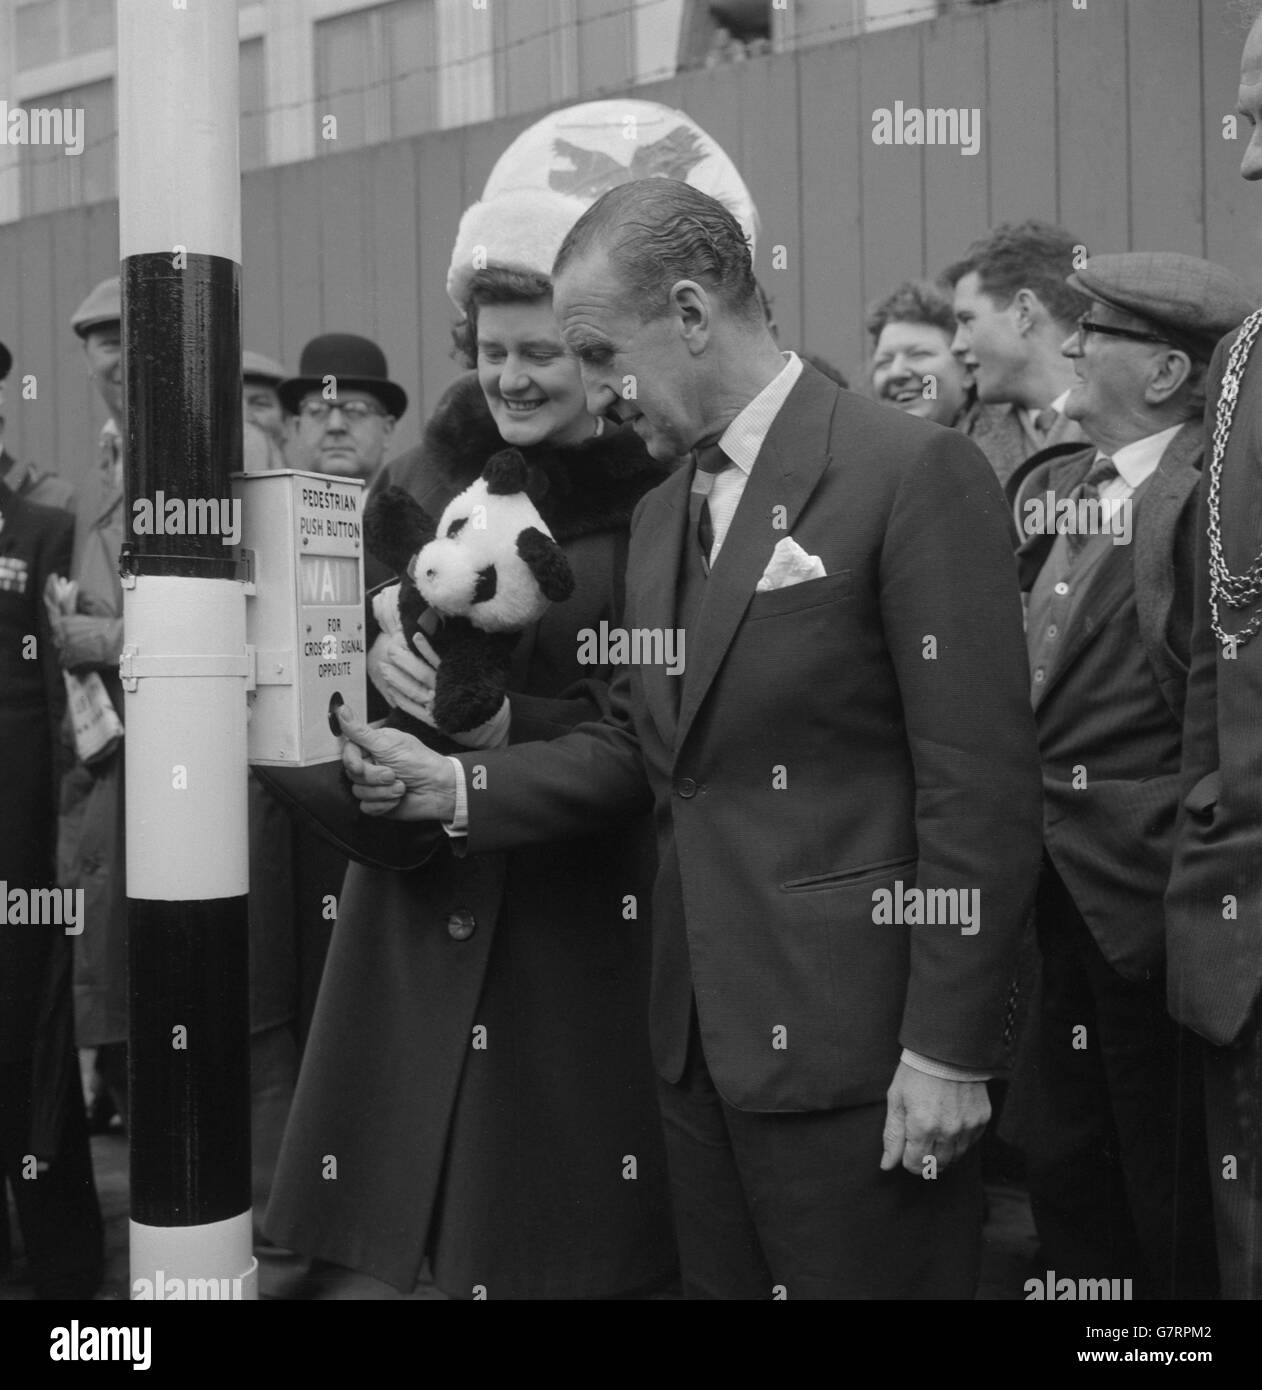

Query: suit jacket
left=963, top=400, right=1085, bottom=490
left=1012, top=425, right=1202, bottom=983
left=1167, top=327, right=1262, bottom=1045
left=456, top=363, right=1044, bottom=1113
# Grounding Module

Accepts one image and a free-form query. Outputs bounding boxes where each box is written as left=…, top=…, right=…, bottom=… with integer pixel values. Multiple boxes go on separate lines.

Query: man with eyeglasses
left=1005, top=252, right=1253, bottom=1300
left=278, top=334, right=406, bottom=484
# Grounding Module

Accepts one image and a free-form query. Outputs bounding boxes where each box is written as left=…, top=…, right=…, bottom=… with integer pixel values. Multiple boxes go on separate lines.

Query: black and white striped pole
left=118, top=1, right=254, bottom=1300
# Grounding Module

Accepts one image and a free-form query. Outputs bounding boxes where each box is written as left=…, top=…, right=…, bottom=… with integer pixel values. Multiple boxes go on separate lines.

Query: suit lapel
left=633, top=467, right=691, bottom=750
left=674, top=368, right=837, bottom=756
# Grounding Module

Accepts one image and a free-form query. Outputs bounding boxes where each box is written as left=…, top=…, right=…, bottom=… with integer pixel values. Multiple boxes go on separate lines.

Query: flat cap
left=71, top=276, right=121, bottom=338
left=1068, top=252, right=1256, bottom=358
left=243, top=349, right=287, bottom=385
left=0, top=339, right=10, bottom=380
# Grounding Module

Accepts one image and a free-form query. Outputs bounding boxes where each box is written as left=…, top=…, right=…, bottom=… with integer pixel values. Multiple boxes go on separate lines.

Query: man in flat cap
left=279, top=334, right=405, bottom=485
left=0, top=337, right=75, bottom=509
left=1165, top=5, right=1262, bottom=1301
left=1006, top=251, right=1254, bottom=1299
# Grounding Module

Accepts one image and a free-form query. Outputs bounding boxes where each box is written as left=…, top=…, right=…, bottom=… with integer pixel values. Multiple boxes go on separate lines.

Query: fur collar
left=391, top=373, right=670, bottom=543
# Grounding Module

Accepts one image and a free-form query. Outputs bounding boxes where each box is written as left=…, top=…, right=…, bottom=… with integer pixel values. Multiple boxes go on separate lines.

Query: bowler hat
left=278, top=333, right=407, bottom=419
left=1068, top=252, right=1256, bottom=360
left=243, top=349, right=287, bottom=387
left=0, top=339, right=10, bottom=381
left=71, top=276, right=121, bottom=338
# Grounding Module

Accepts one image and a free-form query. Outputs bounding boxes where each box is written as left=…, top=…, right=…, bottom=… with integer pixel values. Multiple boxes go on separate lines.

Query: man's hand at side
left=879, top=1062, right=991, bottom=1175
left=337, top=705, right=458, bottom=821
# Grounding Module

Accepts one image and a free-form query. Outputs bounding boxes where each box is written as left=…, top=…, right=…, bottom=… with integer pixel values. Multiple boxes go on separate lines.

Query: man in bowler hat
left=279, top=334, right=406, bottom=485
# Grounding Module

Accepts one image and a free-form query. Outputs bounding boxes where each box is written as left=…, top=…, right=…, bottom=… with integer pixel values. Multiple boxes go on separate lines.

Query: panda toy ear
left=364, top=486, right=438, bottom=575
left=516, top=527, right=575, bottom=603
left=482, top=448, right=529, bottom=496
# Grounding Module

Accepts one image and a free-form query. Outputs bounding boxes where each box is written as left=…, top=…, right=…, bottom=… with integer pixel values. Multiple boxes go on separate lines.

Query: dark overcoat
left=265, top=375, right=677, bottom=1298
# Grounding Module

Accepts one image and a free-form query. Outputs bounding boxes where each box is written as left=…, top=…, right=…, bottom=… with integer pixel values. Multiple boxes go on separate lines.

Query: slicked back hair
left=941, top=220, right=1090, bottom=333
left=552, top=179, right=762, bottom=325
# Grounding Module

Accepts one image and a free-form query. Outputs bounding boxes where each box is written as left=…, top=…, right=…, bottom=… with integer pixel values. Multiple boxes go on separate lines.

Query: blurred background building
left=0, top=0, right=1254, bottom=489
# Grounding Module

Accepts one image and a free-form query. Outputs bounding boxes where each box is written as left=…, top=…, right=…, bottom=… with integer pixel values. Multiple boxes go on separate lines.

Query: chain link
left=1208, top=307, right=1262, bottom=650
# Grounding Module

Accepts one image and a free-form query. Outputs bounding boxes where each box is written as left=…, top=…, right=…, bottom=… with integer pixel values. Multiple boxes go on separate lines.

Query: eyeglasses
left=298, top=399, right=386, bottom=423
left=1075, top=315, right=1171, bottom=353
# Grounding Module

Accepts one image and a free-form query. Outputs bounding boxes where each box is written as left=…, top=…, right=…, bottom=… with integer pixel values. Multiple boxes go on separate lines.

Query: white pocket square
left=756, top=536, right=827, bottom=592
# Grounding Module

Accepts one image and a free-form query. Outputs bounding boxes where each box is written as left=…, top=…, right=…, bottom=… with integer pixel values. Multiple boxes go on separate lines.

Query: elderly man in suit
left=1008, top=252, right=1253, bottom=1300
left=338, top=180, right=1043, bottom=1299
left=1165, top=5, right=1262, bottom=1302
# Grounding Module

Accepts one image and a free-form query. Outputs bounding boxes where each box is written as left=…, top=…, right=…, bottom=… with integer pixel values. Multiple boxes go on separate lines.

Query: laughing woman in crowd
left=265, top=188, right=676, bottom=1299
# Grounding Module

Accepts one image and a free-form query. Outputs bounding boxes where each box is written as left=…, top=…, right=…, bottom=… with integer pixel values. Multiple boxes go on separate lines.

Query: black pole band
left=129, top=896, right=250, bottom=1227
left=123, top=252, right=242, bottom=579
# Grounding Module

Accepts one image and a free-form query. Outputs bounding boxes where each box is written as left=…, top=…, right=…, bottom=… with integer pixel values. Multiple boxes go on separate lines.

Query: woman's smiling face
left=476, top=298, right=594, bottom=447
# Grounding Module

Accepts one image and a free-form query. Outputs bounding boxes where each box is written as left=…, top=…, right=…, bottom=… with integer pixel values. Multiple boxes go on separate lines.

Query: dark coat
left=1012, top=425, right=1202, bottom=984
left=1167, top=327, right=1262, bottom=1045
left=57, top=454, right=128, bottom=1048
left=266, top=375, right=677, bottom=1298
left=456, top=364, right=1044, bottom=1112
left=0, top=482, right=74, bottom=1062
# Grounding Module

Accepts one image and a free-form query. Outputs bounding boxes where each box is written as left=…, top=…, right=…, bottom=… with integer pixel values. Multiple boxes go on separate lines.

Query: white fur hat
left=446, top=188, right=590, bottom=311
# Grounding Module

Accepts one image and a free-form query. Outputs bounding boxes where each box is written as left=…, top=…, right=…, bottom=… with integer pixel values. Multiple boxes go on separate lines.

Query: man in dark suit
left=1165, top=6, right=1262, bottom=1301
left=339, top=180, right=1043, bottom=1298
left=1008, top=252, right=1252, bottom=1300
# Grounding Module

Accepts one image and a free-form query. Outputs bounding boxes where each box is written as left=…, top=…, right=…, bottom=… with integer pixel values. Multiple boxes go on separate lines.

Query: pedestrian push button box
left=231, top=469, right=366, bottom=766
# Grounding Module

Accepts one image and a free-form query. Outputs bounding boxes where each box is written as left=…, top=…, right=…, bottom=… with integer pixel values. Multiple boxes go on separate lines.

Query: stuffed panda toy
left=364, top=448, right=575, bottom=735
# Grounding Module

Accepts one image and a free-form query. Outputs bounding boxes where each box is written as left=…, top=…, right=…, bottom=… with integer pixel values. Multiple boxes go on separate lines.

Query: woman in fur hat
left=265, top=190, right=677, bottom=1300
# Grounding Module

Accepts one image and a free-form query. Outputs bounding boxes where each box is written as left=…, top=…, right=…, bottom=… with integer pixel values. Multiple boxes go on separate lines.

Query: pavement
left=2, top=1128, right=1039, bottom=1301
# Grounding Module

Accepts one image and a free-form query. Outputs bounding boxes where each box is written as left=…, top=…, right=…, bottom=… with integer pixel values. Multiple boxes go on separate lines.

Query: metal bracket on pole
left=119, top=645, right=252, bottom=692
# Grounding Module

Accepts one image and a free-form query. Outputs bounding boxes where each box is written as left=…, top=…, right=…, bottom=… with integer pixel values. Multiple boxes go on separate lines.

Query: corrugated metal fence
left=2, top=0, right=1258, bottom=488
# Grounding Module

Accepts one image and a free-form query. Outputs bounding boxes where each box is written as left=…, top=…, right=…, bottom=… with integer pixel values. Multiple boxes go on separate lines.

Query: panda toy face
left=409, top=448, right=575, bottom=633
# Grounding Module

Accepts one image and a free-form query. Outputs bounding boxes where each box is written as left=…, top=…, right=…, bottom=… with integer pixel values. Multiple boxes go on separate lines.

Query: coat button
left=446, top=908, right=476, bottom=941
left=675, top=777, right=697, bottom=798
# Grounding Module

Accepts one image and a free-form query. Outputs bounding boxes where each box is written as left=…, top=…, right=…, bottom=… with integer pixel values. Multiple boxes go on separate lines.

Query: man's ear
left=1013, top=288, right=1043, bottom=334
left=1145, top=348, right=1193, bottom=407
left=671, top=279, right=710, bottom=351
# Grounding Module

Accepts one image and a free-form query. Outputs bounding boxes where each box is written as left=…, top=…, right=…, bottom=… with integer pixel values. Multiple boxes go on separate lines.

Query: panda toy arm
left=516, top=526, right=575, bottom=603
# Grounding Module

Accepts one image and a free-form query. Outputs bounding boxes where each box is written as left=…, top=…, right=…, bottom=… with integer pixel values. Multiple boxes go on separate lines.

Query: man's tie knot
left=692, top=440, right=730, bottom=475
left=1065, top=456, right=1118, bottom=554
left=1034, top=406, right=1060, bottom=438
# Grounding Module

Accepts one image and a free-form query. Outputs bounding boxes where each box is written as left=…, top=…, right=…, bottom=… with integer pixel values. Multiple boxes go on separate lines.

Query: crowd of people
left=5, top=16, right=1262, bottom=1303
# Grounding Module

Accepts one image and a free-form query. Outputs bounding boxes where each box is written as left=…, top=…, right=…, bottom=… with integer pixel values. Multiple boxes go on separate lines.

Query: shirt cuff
left=900, top=1048, right=992, bottom=1083
left=442, top=756, right=469, bottom=838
